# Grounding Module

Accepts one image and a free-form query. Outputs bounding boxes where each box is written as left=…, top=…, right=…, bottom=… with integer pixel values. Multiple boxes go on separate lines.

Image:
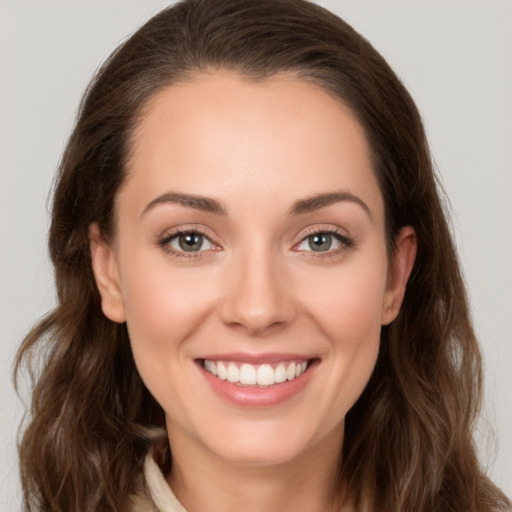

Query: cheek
left=297, top=252, right=387, bottom=412
left=120, top=260, right=223, bottom=422
left=302, top=255, right=388, bottom=346
left=321, top=274, right=384, bottom=355
left=122, top=259, right=213, bottom=335
left=118, top=254, right=219, bottom=379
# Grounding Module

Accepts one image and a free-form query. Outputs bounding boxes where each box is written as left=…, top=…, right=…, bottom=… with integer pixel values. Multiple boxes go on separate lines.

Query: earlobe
left=89, top=224, right=126, bottom=323
left=381, top=226, right=417, bottom=326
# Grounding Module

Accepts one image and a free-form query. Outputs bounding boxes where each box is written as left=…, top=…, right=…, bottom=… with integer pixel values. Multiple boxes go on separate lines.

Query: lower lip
left=198, top=360, right=318, bottom=408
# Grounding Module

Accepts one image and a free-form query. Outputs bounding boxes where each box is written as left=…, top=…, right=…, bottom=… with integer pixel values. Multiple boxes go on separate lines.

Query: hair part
left=15, top=1, right=511, bottom=511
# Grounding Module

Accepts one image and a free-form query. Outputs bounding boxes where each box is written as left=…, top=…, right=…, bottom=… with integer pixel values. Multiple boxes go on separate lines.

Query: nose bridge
left=220, top=239, right=295, bottom=335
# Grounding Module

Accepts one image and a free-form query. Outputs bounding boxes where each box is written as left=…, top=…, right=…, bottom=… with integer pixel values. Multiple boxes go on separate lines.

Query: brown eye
left=169, top=232, right=214, bottom=252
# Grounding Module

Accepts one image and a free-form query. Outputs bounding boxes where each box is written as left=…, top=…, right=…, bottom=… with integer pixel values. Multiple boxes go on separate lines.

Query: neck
left=166, top=423, right=347, bottom=512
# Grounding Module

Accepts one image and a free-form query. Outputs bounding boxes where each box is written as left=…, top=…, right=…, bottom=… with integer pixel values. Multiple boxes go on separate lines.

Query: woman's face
left=91, top=71, right=415, bottom=468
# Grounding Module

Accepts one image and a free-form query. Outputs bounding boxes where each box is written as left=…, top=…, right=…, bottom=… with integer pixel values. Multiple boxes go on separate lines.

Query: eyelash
left=294, top=227, right=354, bottom=259
left=157, top=228, right=218, bottom=259
left=157, top=227, right=354, bottom=259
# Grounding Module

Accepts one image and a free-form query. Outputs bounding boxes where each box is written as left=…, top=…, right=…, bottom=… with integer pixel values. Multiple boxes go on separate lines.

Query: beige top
left=128, top=452, right=355, bottom=512
left=128, top=453, right=186, bottom=512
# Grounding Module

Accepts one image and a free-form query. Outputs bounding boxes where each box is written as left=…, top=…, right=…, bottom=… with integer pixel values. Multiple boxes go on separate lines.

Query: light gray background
left=1, top=1, right=511, bottom=509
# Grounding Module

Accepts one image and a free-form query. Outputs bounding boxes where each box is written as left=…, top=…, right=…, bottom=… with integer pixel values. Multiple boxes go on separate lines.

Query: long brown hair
left=15, top=1, right=511, bottom=511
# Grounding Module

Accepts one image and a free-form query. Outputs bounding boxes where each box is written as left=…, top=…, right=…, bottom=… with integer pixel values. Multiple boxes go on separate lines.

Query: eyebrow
left=141, top=192, right=227, bottom=217
left=289, top=191, right=372, bottom=218
left=141, top=190, right=371, bottom=218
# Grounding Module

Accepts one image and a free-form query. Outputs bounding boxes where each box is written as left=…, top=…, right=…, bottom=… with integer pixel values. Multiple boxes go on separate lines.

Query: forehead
left=122, top=71, right=383, bottom=220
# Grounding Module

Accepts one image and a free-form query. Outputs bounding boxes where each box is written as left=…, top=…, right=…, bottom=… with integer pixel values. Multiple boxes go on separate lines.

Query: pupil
left=179, top=233, right=202, bottom=251
left=310, top=233, right=331, bottom=252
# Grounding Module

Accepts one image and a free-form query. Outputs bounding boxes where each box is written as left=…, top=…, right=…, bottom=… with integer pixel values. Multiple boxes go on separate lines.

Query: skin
left=90, top=71, right=416, bottom=512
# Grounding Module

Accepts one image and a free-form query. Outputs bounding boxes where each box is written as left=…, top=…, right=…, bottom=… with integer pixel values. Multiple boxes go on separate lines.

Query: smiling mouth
left=201, top=359, right=313, bottom=387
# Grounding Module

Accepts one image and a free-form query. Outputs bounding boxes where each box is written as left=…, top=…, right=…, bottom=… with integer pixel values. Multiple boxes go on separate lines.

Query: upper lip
left=197, top=352, right=317, bottom=364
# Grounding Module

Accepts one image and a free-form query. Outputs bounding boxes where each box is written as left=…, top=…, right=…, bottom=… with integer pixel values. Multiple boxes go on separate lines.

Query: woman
left=14, top=0, right=511, bottom=511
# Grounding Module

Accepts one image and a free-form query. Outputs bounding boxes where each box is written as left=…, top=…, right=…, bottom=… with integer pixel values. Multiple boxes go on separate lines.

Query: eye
left=165, top=231, right=215, bottom=253
left=295, top=231, right=352, bottom=253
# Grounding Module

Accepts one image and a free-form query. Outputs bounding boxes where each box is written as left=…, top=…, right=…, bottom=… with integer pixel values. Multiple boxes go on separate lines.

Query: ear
left=381, top=226, right=417, bottom=326
left=89, top=224, right=126, bottom=323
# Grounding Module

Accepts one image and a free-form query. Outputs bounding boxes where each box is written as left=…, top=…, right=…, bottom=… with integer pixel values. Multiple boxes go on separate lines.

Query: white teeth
left=286, top=362, right=296, bottom=381
left=203, top=359, right=309, bottom=386
left=256, top=364, right=274, bottom=386
left=239, top=364, right=256, bottom=385
left=217, top=361, right=227, bottom=380
left=274, top=363, right=287, bottom=383
left=227, top=363, right=239, bottom=383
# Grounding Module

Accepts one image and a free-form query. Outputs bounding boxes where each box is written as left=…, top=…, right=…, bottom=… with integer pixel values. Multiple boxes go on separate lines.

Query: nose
left=219, top=247, right=297, bottom=336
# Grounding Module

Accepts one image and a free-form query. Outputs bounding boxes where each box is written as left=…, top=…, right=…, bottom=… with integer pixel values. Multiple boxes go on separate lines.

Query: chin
left=197, top=416, right=334, bottom=468
left=213, top=440, right=307, bottom=467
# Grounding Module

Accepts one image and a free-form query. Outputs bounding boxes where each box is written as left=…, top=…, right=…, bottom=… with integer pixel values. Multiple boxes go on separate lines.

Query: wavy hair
left=15, top=0, right=511, bottom=511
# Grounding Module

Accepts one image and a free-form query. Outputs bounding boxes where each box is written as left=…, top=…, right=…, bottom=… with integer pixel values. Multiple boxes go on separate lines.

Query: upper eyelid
left=165, top=230, right=213, bottom=244
left=158, top=224, right=218, bottom=242
left=294, top=224, right=350, bottom=241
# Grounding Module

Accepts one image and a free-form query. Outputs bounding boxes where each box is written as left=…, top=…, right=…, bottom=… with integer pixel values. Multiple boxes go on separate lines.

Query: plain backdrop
left=1, top=0, right=511, bottom=509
